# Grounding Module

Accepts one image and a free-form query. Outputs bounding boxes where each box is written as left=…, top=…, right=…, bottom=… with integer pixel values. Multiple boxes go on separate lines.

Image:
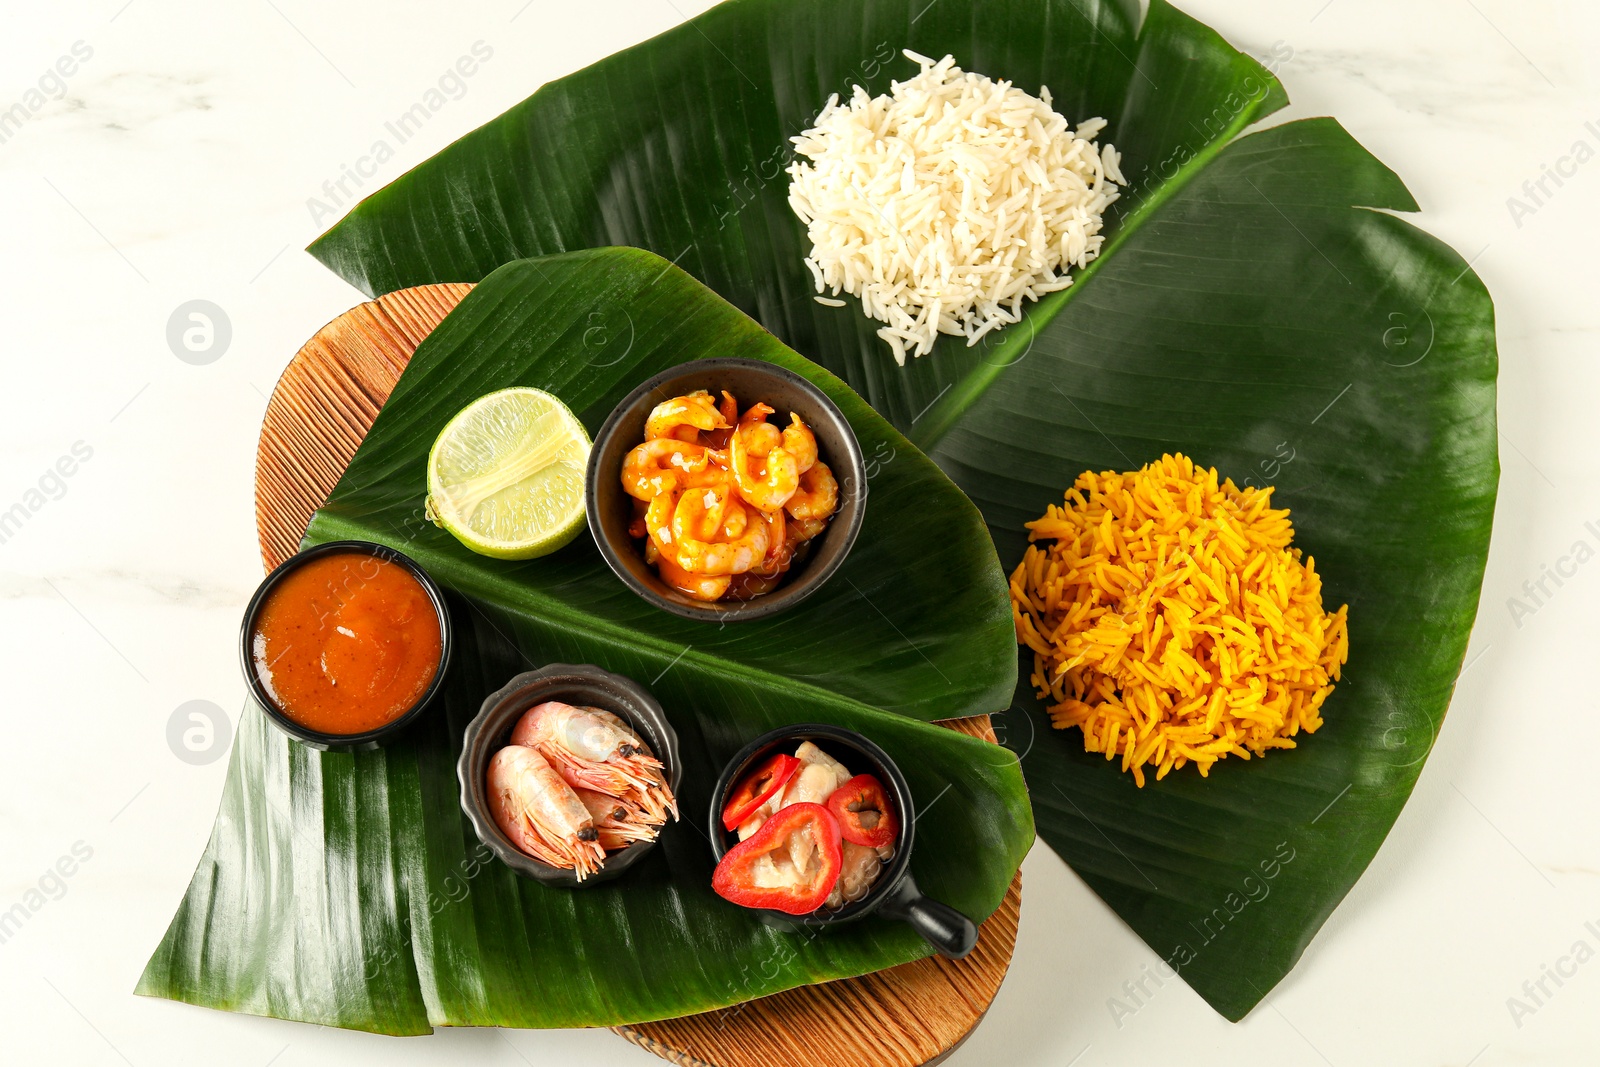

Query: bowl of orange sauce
left=240, top=540, right=452, bottom=750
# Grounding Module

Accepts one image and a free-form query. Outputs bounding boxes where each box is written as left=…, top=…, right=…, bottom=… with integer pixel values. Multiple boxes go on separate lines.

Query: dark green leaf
left=138, top=249, right=1032, bottom=1032
left=302, top=249, right=1015, bottom=721
left=968, top=119, right=1497, bottom=1020
left=309, top=0, right=1286, bottom=436
left=303, top=0, right=1497, bottom=1019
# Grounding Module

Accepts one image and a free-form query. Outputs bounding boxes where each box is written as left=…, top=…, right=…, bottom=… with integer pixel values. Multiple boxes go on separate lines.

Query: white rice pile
left=787, top=51, right=1126, bottom=365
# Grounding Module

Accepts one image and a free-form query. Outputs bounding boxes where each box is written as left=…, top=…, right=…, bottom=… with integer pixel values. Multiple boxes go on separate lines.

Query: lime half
left=425, top=387, right=591, bottom=560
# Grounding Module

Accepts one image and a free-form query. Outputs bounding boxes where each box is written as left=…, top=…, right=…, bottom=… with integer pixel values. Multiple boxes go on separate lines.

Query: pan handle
left=877, top=872, right=979, bottom=959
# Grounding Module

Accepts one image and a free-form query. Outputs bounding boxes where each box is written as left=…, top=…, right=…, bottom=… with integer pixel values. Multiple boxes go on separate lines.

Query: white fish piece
left=824, top=841, right=886, bottom=909
left=737, top=804, right=770, bottom=841
left=737, top=741, right=852, bottom=841
left=794, top=741, right=850, bottom=784
left=777, top=761, right=842, bottom=811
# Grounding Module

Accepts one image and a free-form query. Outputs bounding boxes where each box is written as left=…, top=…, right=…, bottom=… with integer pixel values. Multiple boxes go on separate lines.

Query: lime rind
left=425, top=387, right=591, bottom=560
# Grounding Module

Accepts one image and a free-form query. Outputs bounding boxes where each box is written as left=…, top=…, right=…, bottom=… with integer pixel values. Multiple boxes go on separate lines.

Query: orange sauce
left=252, top=551, right=442, bottom=735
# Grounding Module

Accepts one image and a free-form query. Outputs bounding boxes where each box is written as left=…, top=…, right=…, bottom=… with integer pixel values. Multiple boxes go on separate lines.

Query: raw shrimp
left=486, top=745, right=606, bottom=879
left=512, top=700, right=656, bottom=770
left=582, top=707, right=653, bottom=757
left=581, top=707, right=676, bottom=820
left=622, top=439, right=711, bottom=500
left=785, top=461, right=838, bottom=522
left=511, top=701, right=679, bottom=823
left=575, top=788, right=659, bottom=850
left=781, top=413, right=818, bottom=474
left=645, top=390, right=730, bottom=442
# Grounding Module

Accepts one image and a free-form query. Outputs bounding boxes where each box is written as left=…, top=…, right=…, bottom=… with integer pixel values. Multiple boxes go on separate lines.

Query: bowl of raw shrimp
left=587, top=358, right=867, bottom=622
left=458, top=663, right=681, bottom=887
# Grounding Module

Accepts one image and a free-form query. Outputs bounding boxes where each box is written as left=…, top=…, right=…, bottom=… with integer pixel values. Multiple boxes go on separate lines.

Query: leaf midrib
left=907, top=60, right=1287, bottom=451
left=306, top=509, right=1005, bottom=738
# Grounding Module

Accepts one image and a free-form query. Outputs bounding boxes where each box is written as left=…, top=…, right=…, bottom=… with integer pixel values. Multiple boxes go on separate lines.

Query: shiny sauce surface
left=252, top=552, right=442, bottom=735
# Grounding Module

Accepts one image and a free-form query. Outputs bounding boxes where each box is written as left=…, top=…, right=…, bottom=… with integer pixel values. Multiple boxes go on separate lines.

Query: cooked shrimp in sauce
left=622, top=389, right=840, bottom=602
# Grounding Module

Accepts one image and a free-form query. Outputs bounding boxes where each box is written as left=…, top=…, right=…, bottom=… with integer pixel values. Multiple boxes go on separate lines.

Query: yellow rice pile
left=1010, top=454, right=1348, bottom=787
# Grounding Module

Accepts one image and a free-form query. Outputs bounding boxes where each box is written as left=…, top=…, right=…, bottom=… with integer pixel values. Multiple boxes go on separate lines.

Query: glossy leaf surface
left=138, top=250, right=1031, bottom=1032
left=295, top=0, right=1497, bottom=1019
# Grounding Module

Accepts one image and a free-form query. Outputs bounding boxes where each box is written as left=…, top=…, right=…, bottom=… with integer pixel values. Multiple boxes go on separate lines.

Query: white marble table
left=1, top=1, right=1595, bottom=1064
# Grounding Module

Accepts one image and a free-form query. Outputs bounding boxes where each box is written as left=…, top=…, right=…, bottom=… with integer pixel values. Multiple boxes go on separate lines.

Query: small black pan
left=708, top=723, right=979, bottom=959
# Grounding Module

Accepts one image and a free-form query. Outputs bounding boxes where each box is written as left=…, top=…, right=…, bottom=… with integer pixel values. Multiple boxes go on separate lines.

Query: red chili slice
left=720, top=752, right=801, bottom=831
left=826, top=774, right=898, bottom=849
left=712, top=802, right=843, bottom=915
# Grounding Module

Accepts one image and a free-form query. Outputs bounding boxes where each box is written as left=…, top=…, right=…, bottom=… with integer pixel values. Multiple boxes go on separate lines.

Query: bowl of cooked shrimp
left=587, top=358, right=867, bottom=622
left=458, top=663, right=681, bottom=887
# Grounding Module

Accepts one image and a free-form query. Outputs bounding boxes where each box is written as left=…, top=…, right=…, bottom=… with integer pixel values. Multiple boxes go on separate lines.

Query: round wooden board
left=255, top=284, right=1023, bottom=1067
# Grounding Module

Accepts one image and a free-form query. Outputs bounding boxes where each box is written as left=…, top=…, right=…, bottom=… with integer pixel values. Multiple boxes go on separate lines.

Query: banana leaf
left=302, top=0, right=1499, bottom=1020
left=138, top=249, right=1033, bottom=1033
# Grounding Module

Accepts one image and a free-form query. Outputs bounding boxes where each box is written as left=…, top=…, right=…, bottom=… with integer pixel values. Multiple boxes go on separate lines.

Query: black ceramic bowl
left=708, top=723, right=979, bottom=959
left=239, top=540, right=453, bottom=752
left=586, top=358, right=867, bottom=623
left=458, top=664, right=681, bottom=887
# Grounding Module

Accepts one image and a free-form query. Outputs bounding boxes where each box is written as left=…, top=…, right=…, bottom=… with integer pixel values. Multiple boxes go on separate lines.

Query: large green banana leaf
left=303, top=0, right=1498, bottom=1021
left=138, top=249, right=1033, bottom=1033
